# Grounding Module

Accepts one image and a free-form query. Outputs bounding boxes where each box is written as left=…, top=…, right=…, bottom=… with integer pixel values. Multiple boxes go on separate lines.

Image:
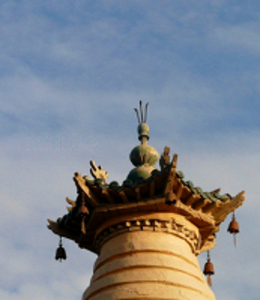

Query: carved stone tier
left=82, top=212, right=216, bottom=300
left=94, top=213, right=201, bottom=255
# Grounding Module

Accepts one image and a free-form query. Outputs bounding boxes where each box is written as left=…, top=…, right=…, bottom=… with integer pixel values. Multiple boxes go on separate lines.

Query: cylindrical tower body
left=82, top=213, right=215, bottom=300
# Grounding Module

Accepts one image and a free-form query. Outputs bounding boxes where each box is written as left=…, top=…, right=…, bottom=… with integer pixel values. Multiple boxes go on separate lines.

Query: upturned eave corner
left=212, top=190, right=245, bottom=225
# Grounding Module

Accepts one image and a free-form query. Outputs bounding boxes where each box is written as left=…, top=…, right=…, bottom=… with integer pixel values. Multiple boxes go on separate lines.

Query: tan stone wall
left=82, top=213, right=216, bottom=300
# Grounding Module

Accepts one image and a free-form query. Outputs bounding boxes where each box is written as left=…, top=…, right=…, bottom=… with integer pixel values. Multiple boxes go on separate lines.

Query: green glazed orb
left=130, top=144, right=159, bottom=167
left=126, top=122, right=159, bottom=183
left=127, top=165, right=157, bottom=183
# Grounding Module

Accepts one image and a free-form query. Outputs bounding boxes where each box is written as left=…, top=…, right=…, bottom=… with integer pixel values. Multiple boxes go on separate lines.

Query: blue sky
left=1, top=1, right=259, bottom=299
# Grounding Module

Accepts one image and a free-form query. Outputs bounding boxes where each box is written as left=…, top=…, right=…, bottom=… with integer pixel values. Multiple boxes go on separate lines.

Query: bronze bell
left=203, top=251, right=214, bottom=286
left=228, top=213, right=239, bottom=233
left=55, top=237, right=67, bottom=262
left=227, top=212, right=239, bottom=246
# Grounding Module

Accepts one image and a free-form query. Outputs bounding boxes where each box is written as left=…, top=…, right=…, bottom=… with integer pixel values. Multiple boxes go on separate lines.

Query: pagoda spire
left=134, top=100, right=149, bottom=144
left=48, top=102, right=245, bottom=300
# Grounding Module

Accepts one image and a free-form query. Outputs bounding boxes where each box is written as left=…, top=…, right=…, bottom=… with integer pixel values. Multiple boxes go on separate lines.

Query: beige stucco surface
left=82, top=213, right=216, bottom=300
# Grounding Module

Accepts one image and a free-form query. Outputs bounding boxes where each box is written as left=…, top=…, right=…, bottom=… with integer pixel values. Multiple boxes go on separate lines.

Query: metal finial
left=134, top=101, right=149, bottom=124
left=134, top=108, right=141, bottom=123
left=144, top=102, right=149, bottom=123
left=139, top=100, right=144, bottom=123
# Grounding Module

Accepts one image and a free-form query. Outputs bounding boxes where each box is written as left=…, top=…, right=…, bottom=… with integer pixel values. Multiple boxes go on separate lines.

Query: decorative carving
left=163, top=154, right=178, bottom=196
left=89, top=160, right=108, bottom=184
left=160, top=146, right=171, bottom=170
left=66, top=197, right=76, bottom=212
left=94, top=218, right=200, bottom=254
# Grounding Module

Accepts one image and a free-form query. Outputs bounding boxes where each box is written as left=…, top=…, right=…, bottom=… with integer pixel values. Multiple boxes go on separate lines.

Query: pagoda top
left=127, top=101, right=159, bottom=183
left=48, top=101, right=245, bottom=254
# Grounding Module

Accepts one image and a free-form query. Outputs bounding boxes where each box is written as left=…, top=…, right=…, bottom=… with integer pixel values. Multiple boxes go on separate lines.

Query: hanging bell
left=227, top=212, right=239, bottom=246
left=203, top=251, right=214, bottom=286
left=55, top=237, right=67, bottom=262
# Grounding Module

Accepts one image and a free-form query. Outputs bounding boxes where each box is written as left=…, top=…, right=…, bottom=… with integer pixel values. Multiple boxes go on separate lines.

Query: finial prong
left=134, top=101, right=149, bottom=124
left=134, top=108, right=141, bottom=123
left=144, top=102, right=149, bottom=123
left=139, top=100, right=144, bottom=123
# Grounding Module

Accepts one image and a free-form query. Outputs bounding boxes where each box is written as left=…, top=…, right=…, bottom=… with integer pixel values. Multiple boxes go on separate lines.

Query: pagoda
left=48, top=102, right=245, bottom=300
